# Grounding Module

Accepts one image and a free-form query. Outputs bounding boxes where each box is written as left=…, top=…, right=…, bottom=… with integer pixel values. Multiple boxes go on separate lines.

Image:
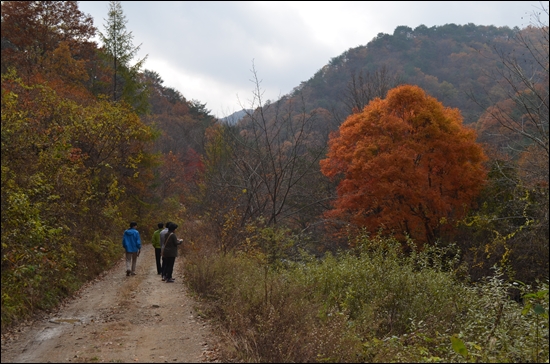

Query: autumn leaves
left=321, top=85, right=487, bottom=246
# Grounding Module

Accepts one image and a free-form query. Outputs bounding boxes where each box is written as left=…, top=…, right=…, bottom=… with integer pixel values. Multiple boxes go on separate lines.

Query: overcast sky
left=78, top=1, right=548, bottom=118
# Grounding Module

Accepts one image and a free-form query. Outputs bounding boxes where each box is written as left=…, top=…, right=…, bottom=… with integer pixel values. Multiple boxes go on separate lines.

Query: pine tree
left=98, top=0, right=148, bottom=112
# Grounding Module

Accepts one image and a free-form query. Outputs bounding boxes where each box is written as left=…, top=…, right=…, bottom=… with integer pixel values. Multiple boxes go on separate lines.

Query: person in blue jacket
left=122, top=221, right=141, bottom=276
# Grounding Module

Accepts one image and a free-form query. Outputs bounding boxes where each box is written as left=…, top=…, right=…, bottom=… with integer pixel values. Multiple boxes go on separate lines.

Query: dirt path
left=1, top=244, right=221, bottom=363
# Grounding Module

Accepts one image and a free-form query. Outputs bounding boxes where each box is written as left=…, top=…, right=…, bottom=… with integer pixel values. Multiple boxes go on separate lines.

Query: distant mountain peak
left=220, top=109, right=252, bottom=125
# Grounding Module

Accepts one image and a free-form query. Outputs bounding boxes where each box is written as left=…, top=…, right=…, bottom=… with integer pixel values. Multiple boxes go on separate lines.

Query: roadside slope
left=1, top=244, right=220, bottom=363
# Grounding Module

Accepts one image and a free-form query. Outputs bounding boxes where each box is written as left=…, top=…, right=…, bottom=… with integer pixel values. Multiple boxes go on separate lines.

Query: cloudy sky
left=78, top=1, right=547, bottom=118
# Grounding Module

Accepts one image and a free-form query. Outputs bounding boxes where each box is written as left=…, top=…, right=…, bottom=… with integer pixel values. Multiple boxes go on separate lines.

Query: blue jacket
left=122, top=227, right=141, bottom=253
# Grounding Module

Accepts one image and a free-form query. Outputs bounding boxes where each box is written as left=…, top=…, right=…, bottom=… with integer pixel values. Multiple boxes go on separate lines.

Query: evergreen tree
left=98, top=0, right=148, bottom=113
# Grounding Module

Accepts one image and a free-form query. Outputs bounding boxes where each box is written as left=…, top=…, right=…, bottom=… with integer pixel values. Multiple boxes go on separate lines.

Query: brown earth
left=0, top=244, right=224, bottom=363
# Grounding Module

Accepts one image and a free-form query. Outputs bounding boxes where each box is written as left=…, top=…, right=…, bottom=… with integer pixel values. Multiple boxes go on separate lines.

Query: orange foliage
left=182, top=148, right=205, bottom=182
left=160, top=151, right=188, bottom=202
left=320, top=85, right=488, bottom=247
left=1, top=1, right=96, bottom=78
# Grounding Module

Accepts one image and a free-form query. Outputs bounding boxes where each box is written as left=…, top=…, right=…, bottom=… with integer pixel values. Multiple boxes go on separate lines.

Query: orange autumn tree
left=320, top=84, right=488, bottom=247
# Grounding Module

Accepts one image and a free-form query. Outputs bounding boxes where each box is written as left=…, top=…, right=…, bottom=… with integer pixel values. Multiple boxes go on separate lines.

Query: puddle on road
left=36, top=326, right=63, bottom=341
left=37, top=318, right=83, bottom=341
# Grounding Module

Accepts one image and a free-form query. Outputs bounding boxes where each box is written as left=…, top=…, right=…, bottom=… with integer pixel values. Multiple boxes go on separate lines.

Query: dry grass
left=181, top=223, right=549, bottom=362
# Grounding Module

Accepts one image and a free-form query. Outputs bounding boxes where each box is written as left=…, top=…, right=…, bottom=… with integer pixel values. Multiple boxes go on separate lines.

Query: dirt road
left=1, top=244, right=221, bottom=363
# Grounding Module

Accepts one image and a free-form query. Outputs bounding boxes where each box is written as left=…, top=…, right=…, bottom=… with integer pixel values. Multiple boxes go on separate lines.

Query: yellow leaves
left=43, top=41, right=89, bottom=85
left=450, top=335, right=469, bottom=358
left=108, top=178, right=122, bottom=200
left=2, top=71, right=156, bottom=320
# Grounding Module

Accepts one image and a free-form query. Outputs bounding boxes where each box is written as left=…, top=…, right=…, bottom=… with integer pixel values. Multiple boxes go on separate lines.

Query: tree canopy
left=320, top=85, right=488, bottom=246
left=98, top=0, right=148, bottom=112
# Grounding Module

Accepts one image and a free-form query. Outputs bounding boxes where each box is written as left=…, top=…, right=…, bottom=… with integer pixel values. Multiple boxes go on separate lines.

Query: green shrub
left=183, top=229, right=549, bottom=363
left=449, top=273, right=549, bottom=363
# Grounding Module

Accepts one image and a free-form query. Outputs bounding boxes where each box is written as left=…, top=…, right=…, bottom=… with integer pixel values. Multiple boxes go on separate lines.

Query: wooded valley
left=1, top=1, right=548, bottom=362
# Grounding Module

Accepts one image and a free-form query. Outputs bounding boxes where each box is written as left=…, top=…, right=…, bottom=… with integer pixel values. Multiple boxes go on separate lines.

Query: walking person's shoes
left=131, top=272, right=136, bottom=275
left=161, top=276, right=165, bottom=281
left=126, top=270, right=131, bottom=276
left=166, top=278, right=175, bottom=283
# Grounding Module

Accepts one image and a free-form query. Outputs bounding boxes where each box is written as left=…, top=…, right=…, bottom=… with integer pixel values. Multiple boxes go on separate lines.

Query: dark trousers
left=163, top=257, right=176, bottom=280
left=154, top=248, right=162, bottom=274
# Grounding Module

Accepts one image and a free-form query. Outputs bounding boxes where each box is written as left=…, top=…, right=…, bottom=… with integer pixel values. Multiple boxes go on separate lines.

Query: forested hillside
left=230, top=19, right=548, bottom=282
left=0, top=0, right=215, bottom=328
left=1, top=1, right=548, bottom=362
left=295, top=23, right=519, bottom=124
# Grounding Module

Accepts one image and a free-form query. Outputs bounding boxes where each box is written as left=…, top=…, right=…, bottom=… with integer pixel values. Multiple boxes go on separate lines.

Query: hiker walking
left=122, top=221, right=141, bottom=276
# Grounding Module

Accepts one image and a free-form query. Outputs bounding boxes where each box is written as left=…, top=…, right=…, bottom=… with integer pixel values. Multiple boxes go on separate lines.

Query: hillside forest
left=1, top=1, right=548, bottom=362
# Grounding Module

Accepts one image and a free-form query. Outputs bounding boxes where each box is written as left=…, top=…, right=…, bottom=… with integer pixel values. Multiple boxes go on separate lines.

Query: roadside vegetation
left=182, top=224, right=548, bottom=362
left=1, top=1, right=548, bottom=362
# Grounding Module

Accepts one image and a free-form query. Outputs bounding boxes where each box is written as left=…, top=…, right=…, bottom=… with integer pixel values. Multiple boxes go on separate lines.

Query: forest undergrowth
left=182, top=223, right=549, bottom=363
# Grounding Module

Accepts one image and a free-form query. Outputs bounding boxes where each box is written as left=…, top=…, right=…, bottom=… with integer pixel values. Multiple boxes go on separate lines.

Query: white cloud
left=78, top=1, right=548, bottom=118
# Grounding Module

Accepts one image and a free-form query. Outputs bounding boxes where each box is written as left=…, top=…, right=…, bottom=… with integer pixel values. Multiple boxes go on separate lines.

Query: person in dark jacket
left=159, top=221, right=172, bottom=281
left=161, top=222, right=182, bottom=283
left=122, top=221, right=141, bottom=276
